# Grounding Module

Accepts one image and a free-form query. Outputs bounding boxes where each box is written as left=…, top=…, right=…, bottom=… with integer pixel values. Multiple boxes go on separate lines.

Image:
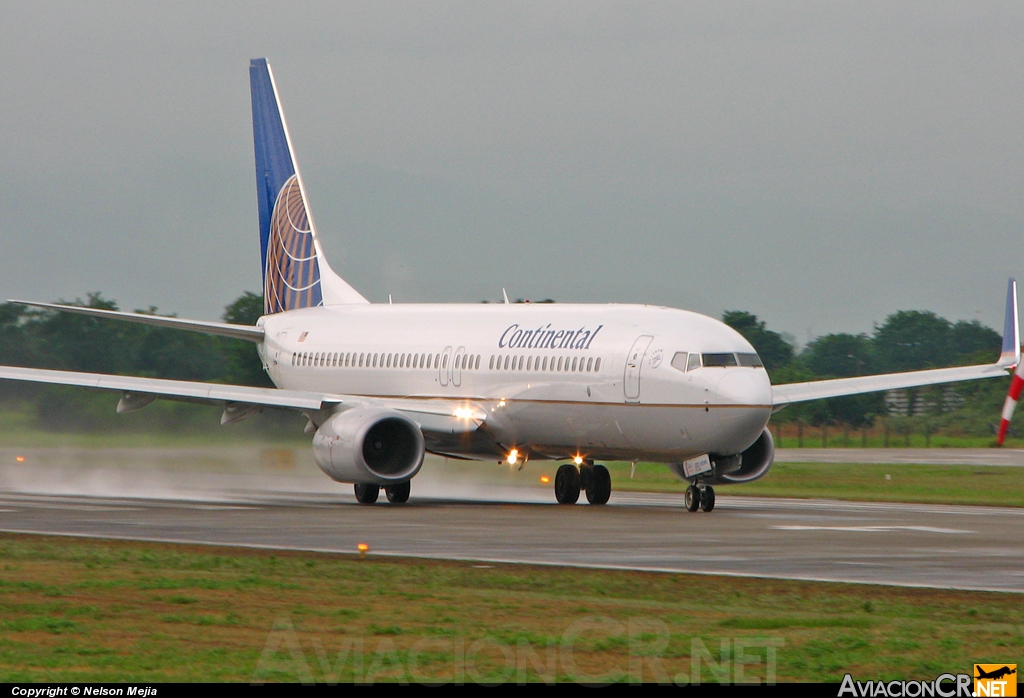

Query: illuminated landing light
left=15, top=456, right=25, bottom=463
left=540, top=475, right=550, bottom=484
left=453, top=407, right=474, bottom=419
left=507, top=449, right=519, bottom=466
left=357, top=543, right=369, bottom=559
left=498, top=399, right=507, bottom=408
left=573, top=455, right=584, bottom=466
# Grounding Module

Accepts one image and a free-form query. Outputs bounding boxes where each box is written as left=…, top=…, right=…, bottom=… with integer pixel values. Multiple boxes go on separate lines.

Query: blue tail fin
left=250, top=58, right=367, bottom=313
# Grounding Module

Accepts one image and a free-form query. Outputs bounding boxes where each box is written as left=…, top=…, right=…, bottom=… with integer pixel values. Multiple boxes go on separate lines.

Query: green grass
left=0, top=534, right=1018, bottom=683
left=606, top=461, right=1024, bottom=507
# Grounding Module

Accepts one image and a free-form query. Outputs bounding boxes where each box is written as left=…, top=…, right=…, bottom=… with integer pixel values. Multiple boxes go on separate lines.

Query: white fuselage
left=256, top=303, right=773, bottom=464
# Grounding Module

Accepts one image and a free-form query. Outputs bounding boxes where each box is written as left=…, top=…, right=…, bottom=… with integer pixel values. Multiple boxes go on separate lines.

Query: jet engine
left=670, top=427, right=775, bottom=485
left=312, top=407, right=425, bottom=485
left=708, top=427, right=774, bottom=484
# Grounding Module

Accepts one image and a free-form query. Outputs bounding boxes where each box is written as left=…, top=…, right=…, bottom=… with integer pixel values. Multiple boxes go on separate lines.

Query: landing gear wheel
left=354, top=483, right=380, bottom=504
left=684, top=485, right=701, bottom=512
left=585, top=464, right=611, bottom=505
left=578, top=464, right=594, bottom=491
left=699, top=486, right=715, bottom=512
left=385, top=481, right=411, bottom=504
left=554, top=464, right=581, bottom=504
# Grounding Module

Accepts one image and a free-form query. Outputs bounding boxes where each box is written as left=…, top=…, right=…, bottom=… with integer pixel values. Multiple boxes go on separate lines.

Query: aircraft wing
left=0, top=365, right=483, bottom=434
left=774, top=278, right=1018, bottom=408
left=771, top=363, right=1008, bottom=408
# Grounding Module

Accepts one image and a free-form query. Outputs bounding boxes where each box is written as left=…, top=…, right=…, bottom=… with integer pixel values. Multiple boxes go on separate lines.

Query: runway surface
left=775, top=448, right=1024, bottom=466
left=1, top=490, right=1021, bottom=593
left=0, top=447, right=1021, bottom=593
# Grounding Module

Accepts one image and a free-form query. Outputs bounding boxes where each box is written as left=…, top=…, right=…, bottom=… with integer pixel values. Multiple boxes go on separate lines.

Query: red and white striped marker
left=997, top=358, right=1024, bottom=445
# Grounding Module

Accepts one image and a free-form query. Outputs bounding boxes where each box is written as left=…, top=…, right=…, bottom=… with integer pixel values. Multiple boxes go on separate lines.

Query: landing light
left=573, top=456, right=583, bottom=466
left=540, top=476, right=550, bottom=484
left=453, top=407, right=474, bottom=419
left=507, top=449, right=519, bottom=465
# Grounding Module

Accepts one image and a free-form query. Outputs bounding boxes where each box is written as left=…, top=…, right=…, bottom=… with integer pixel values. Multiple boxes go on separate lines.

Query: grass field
left=0, top=534, right=1019, bottom=684
left=607, top=462, right=1024, bottom=507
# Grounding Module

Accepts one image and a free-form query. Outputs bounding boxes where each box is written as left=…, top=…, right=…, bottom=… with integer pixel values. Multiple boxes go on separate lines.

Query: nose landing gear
left=684, top=484, right=715, bottom=513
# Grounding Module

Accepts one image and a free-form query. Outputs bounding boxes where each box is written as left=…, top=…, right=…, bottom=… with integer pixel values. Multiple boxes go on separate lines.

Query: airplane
left=975, top=666, right=1016, bottom=681
left=1, top=58, right=1019, bottom=512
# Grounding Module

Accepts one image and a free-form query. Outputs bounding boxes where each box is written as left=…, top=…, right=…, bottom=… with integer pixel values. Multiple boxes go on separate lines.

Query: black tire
left=684, top=485, right=701, bottom=512
left=578, top=464, right=594, bottom=491
left=385, top=481, right=411, bottom=504
left=585, top=464, right=611, bottom=505
left=354, top=483, right=380, bottom=504
left=700, top=486, right=715, bottom=512
left=554, top=464, right=581, bottom=504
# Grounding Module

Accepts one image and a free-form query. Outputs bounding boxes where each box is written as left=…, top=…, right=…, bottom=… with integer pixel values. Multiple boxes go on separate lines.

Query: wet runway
left=0, top=490, right=1021, bottom=593
left=0, top=447, right=1021, bottom=592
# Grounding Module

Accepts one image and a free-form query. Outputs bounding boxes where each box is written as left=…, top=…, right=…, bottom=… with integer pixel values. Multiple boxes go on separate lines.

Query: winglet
left=999, top=278, right=1020, bottom=368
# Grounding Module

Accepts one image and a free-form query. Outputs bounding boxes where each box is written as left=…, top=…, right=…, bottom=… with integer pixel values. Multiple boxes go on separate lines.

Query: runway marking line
left=773, top=525, right=974, bottom=534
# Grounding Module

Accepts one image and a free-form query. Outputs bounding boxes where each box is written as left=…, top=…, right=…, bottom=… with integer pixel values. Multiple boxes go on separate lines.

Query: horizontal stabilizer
left=10, top=300, right=265, bottom=343
left=0, top=365, right=330, bottom=409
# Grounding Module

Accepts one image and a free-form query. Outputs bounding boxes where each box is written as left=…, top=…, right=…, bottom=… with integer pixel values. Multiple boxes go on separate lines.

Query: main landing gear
left=354, top=481, right=410, bottom=505
left=554, top=462, right=611, bottom=505
left=684, top=484, right=715, bottom=513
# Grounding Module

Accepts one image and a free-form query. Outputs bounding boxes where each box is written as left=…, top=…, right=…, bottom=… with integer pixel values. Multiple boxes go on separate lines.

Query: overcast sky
left=2, top=2, right=1022, bottom=345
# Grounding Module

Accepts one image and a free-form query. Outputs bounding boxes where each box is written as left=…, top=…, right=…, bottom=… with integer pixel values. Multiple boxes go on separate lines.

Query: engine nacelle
left=710, top=427, right=774, bottom=484
left=312, top=407, right=425, bottom=485
left=669, top=427, right=775, bottom=485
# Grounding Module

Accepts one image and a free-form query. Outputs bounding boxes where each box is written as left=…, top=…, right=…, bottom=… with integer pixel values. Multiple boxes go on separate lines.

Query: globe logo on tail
left=264, top=174, right=322, bottom=314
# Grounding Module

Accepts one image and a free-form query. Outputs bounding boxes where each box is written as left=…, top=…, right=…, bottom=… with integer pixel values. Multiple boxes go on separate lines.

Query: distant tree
left=949, top=320, right=1001, bottom=365
left=801, top=333, right=873, bottom=377
left=0, top=302, right=36, bottom=369
left=872, top=311, right=952, bottom=373
left=721, top=311, right=794, bottom=371
left=36, top=293, right=145, bottom=374
left=222, top=292, right=265, bottom=326
left=221, top=291, right=273, bottom=387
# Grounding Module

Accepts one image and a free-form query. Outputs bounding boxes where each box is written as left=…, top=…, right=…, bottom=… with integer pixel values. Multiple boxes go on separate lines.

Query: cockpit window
left=686, top=353, right=701, bottom=371
left=737, top=352, right=763, bottom=367
left=702, top=353, right=738, bottom=367
left=670, top=352, right=688, bottom=372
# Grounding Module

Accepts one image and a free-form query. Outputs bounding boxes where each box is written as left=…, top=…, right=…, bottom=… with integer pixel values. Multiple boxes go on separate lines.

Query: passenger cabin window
left=702, top=353, right=738, bottom=367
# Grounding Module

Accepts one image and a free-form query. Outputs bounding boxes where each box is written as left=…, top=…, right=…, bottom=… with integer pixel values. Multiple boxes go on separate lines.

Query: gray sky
left=2, top=2, right=1022, bottom=345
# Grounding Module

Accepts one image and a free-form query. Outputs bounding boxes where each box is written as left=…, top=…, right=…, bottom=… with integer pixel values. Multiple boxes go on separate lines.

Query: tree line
left=722, top=310, right=1008, bottom=432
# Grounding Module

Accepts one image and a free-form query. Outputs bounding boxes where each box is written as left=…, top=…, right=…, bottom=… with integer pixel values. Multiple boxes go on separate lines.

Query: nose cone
left=714, top=369, right=772, bottom=407
left=713, top=369, right=772, bottom=454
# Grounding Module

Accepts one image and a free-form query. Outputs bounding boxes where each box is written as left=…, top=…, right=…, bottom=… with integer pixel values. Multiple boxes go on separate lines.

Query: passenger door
left=439, top=346, right=452, bottom=386
left=624, top=335, right=654, bottom=402
left=452, top=346, right=465, bottom=387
